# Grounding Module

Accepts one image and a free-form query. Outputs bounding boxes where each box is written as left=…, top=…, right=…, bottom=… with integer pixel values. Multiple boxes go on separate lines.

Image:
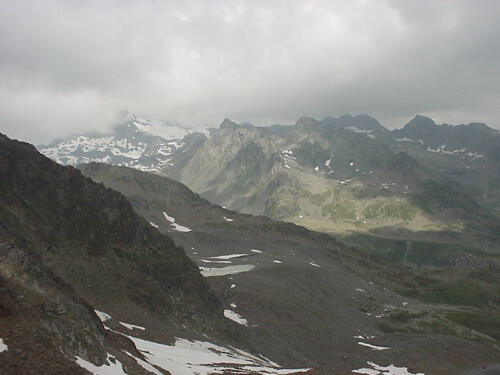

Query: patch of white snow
left=162, top=211, right=176, bottom=223
left=119, top=322, right=146, bottom=331
left=200, top=265, right=255, bottom=277
left=162, top=211, right=192, bottom=232
left=95, top=310, right=112, bottom=323
left=358, top=342, right=390, bottom=351
left=211, top=253, right=248, bottom=260
left=224, top=309, right=248, bottom=326
left=352, top=361, right=424, bottom=375
left=171, top=223, right=192, bottom=232
left=0, top=338, right=8, bottom=352
left=125, top=335, right=308, bottom=375
left=123, top=351, right=163, bottom=375
left=76, top=353, right=127, bottom=375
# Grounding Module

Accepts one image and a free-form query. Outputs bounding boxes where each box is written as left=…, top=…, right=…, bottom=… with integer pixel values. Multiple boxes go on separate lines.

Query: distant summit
left=38, top=115, right=207, bottom=175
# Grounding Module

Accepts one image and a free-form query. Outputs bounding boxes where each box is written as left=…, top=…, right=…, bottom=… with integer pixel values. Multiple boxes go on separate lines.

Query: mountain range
left=38, top=114, right=500, bottom=267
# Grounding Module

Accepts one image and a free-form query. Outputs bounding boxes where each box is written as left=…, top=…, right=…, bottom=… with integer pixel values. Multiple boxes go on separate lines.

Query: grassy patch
left=362, top=200, right=384, bottom=219
left=362, top=200, right=417, bottom=221
left=388, top=310, right=427, bottom=322
left=379, top=321, right=403, bottom=333
left=421, top=279, right=497, bottom=307
left=323, top=201, right=356, bottom=220
left=447, top=311, right=500, bottom=341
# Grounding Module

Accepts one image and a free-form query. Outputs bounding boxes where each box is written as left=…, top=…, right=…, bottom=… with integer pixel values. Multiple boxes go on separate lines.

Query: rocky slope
left=2, top=133, right=293, bottom=375
left=80, top=162, right=500, bottom=375
left=392, top=115, right=500, bottom=217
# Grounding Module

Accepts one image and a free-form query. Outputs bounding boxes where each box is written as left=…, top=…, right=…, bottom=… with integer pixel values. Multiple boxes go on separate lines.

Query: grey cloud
left=1, top=0, right=499, bottom=144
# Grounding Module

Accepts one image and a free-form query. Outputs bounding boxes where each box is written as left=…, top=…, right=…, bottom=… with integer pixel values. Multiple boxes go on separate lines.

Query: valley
left=79, top=162, right=500, bottom=374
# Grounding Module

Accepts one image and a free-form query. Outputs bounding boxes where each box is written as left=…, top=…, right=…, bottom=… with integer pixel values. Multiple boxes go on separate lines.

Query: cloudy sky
left=1, top=0, right=499, bottom=144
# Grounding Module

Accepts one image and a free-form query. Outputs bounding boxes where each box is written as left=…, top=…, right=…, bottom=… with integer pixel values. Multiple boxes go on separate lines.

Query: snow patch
left=171, top=223, right=192, bottom=232
left=119, top=322, right=145, bottom=331
left=0, top=338, right=8, bottom=352
left=133, top=118, right=192, bottom=140
left=162, top=211, right=175, bottom=223
left=163, top=211, right=192, bottom=232
left=211, top=253, right=248, bottom=260
left=358, top=342, right=390, bottom=350
left=273, top=260, right=283, bottom=264
left=95, top=310, right=112, bottom=323
left=125, top=335, right=309, bottom=375
left=346, top=127, right=376, bottom=139
left=231, top=284, right=236, bottom=288
left=224, top=310, right=248, bottom=326
left=76, top=353, right=127, bottom=375
left=309, top=262, right=321, bottom=268
left=251, top=249, right=264, bottom=253
left=200, top=265, right=255, bottom=277
left=352, top=361, right=424, bottom=375
left=201, top=259, right=232, bottom=264
left=149, top=222, right=159, bottom=228
left=223, top=216, right=234, bottom=222
left=123, top=351, right=163, bottom=375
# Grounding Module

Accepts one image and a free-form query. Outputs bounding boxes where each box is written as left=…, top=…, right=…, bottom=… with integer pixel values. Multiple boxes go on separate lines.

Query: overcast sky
left=1, top=0, right=499, bottom=144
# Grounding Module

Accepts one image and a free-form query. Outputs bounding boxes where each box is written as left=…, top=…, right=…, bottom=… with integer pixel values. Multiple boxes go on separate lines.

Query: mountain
left=2, top=133, right=314, bottom=375
left=38, top=115, right=207, bottom=176
left=79, top=162, right=500, bottom=374
left=392, top=115, right=500, bottom=218
left=176, top=116, right=500, bottom=267
left=38, top=114, right=500, bottom=267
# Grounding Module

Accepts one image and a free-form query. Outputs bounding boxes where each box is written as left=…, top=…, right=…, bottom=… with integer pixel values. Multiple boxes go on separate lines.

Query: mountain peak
left=404, top=115, right=437, bottom=130
left=294, top=116, right=319, bottom=130
left=350, top=114, right=386, bottom=131
left=219, top=118, right=240, bottom=129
